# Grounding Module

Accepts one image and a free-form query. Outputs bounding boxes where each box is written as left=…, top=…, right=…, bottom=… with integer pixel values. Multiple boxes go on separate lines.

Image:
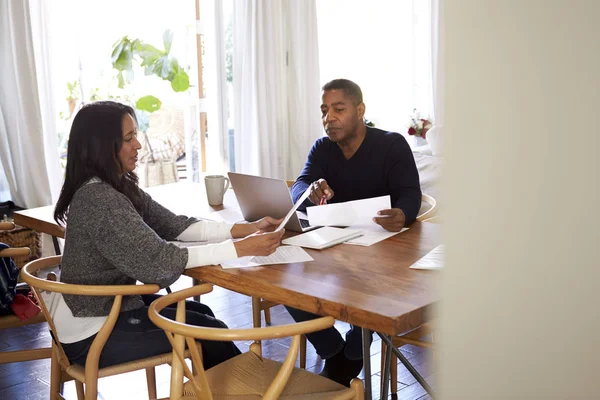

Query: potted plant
left=110, top=30, right=191, bottom=187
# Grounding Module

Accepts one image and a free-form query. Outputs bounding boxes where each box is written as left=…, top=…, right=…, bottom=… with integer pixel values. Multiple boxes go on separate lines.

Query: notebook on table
left=282, top=227, right=363, bottom=250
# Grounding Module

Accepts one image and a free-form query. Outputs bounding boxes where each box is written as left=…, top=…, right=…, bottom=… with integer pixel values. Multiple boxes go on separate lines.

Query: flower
left=407, top=109, right=433, bottom=139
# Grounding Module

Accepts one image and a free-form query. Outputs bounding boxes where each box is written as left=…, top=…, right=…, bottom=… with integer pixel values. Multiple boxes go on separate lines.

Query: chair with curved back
left=148, top=283, right=365, bottom=400
left=0, top=221, right=52, bottom=365
left=22, top=255, right=190, bottom=400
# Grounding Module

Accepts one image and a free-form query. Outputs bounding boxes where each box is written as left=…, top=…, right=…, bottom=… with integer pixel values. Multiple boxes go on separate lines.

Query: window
left=48, top=0, right=197, bottom=178
left=317, top=0, right=433, bottom=142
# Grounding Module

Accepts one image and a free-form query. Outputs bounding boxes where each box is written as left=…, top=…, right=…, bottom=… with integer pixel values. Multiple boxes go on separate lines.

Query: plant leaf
left=114, top=41, right=133, bottom=72
left=136, top=95, right=162, bottom=113
left=135, top=110, right=150, bottom=133
left=117, top=71, right=125, bottom=89
left=135, top=42, right=164, bottom=66
left=111, top=39, right=126, bottom=63
left=163, top=30, right=174, bottom=53
left=152, top=56, right=172, bottom=80
left=171, top=70, right=190, bottom=92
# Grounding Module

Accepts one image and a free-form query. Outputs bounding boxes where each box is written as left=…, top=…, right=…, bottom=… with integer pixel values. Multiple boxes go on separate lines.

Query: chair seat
left=66, top=349, right=190, bottom=381
left=183, top=351, right=357, bottom=399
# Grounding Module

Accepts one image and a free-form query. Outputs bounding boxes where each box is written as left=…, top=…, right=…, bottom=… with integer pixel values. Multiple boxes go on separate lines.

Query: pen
left=319, top=196, right=327, bottom=206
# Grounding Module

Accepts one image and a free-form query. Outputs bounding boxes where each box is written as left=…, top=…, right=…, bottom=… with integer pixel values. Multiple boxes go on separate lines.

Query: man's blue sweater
left=291, top=126, right=422, bottom=224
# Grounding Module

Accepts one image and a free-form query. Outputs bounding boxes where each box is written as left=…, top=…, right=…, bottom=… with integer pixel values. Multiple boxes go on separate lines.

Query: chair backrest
left=148, top=284, right=336, bottom=400
left=0, top=222, right=31, bottom=258
left=21, top=256, right=160, bottom=375
left=285, top=180, right=294, bottom=188
left=417, top=193, right=437, bottom=221
left=0, top=222, right=31, bottom=312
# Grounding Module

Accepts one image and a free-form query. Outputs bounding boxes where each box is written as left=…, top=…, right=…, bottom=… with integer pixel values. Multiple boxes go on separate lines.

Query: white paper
left=220, top=245, right=314, bottom=269
left=410, top=245, right=445, bottom=270
left=208, top=208, right=245, bottom=224
left=307, top=195, right=391, bottom=227
left=276, top=186, right=312, bottom=231
left=344, top=226, right=409, bottom=246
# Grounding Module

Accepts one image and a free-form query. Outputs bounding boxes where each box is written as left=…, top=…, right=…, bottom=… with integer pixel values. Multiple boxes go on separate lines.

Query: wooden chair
left=0, top=221, right=52, bottom=365
left=381, top=195, right=438, bottom=395
left=417, top=193, right=437, bottom=222
left=22, top=255, right=190, bottom=400
left=148, top=284, right=365, bottom=400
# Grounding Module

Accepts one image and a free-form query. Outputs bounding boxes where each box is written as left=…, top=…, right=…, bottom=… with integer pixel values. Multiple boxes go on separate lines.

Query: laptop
left=227, top=172, right=319, bottom=233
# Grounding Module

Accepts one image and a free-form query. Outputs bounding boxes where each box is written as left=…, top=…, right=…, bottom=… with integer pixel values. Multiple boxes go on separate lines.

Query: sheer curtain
left=317, top=0, right=436, bottom=142
left=0, top=0, right=61, bottom=208
left=431, top=0, right=444, bottom=126
left=232, top=0, right=321, bottom=179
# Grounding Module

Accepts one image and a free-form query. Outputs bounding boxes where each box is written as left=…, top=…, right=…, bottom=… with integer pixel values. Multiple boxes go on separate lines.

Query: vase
left=426, top=126, right=443, bottom=156
left=410, top=135, right=428, bottom=149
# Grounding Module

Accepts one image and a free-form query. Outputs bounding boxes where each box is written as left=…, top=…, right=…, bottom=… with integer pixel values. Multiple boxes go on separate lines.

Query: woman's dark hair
left=54, top=101, right=143, bottom=225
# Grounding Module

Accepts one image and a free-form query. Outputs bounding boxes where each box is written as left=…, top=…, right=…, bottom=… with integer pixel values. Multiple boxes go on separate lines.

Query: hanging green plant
left=111, top=29, right=190, bottom=96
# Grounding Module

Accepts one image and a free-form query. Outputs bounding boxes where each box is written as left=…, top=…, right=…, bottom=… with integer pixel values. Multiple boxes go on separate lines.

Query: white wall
left=440, top=1, right=600, bottom=398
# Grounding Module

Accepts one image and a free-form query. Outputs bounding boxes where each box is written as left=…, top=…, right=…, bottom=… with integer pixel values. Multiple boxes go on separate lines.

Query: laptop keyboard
left=299, top=218, right=311, bottom=228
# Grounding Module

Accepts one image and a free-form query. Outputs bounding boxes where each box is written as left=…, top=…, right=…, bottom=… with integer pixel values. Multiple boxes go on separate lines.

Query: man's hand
left=373, top=208, right=406, bottom=232
left=233, top=230, right=285, bottom=257
left=308, top=179, right=334, bottom=205
left=253, top=216, right=283, bottom=232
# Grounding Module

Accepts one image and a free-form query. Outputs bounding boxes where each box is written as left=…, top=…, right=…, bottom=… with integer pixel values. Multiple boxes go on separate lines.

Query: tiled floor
left=0, top=275, right=434, bottom=399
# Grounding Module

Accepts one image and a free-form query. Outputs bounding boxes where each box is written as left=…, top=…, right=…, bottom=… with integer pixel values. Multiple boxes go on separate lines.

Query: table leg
left=362, top=327, right=372, bottom=400
left=378, top=333, right=436, bottom=398
left=381, top=335, right=393, bottom=399
left=52, top=236, right=61, bottom=256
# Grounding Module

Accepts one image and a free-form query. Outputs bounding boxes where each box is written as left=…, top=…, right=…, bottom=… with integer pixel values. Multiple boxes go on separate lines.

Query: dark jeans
left=63, top=295, right=240, bottom=369
left=285, top=306, right=371, bottom=361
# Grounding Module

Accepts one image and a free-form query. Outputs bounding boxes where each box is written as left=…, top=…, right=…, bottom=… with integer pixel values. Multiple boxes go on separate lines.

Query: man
left=287, top=79, right=421, bottom=385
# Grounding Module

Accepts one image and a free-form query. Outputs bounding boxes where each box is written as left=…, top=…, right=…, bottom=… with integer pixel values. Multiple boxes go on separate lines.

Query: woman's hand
left=231, top=216, right=283, bottom=238
left=233, top=230, right=285, bottom=257
left=253, top=216, right=283, bottom=232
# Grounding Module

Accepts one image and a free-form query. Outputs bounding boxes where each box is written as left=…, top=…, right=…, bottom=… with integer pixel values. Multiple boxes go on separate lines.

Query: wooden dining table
left=14, top=181, right=441, bottom=399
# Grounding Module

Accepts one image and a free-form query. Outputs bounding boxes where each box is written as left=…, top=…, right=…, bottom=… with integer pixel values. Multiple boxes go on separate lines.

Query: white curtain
left=431, top=0, right=444, bottom=126
left=202, top=0, right=231, bottom=175
left=0, top=0, right=61, bottom=208
left=233, top=0, right=321, bottom=179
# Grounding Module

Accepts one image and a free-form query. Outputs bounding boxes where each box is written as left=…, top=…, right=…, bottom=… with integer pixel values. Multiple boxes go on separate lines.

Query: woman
left=52, top=101, right=284, bottom=369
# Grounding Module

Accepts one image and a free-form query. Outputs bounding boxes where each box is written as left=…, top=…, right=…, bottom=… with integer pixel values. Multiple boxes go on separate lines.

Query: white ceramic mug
left=204, top=175, right=230, bottom=206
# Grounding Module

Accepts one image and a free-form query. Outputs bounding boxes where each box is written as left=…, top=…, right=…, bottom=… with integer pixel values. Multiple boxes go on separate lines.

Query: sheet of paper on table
left=409, top=244, right=444, bottom=270
left=307, top=195, right=391, bottom=227
left=344, top=225, right=409, bottom=246
left=220, top=245, right=314, bottom=269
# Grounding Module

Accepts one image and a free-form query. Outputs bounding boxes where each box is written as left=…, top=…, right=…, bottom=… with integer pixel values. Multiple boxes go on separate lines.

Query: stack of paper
left=306, top=195, right=409, bottom=246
